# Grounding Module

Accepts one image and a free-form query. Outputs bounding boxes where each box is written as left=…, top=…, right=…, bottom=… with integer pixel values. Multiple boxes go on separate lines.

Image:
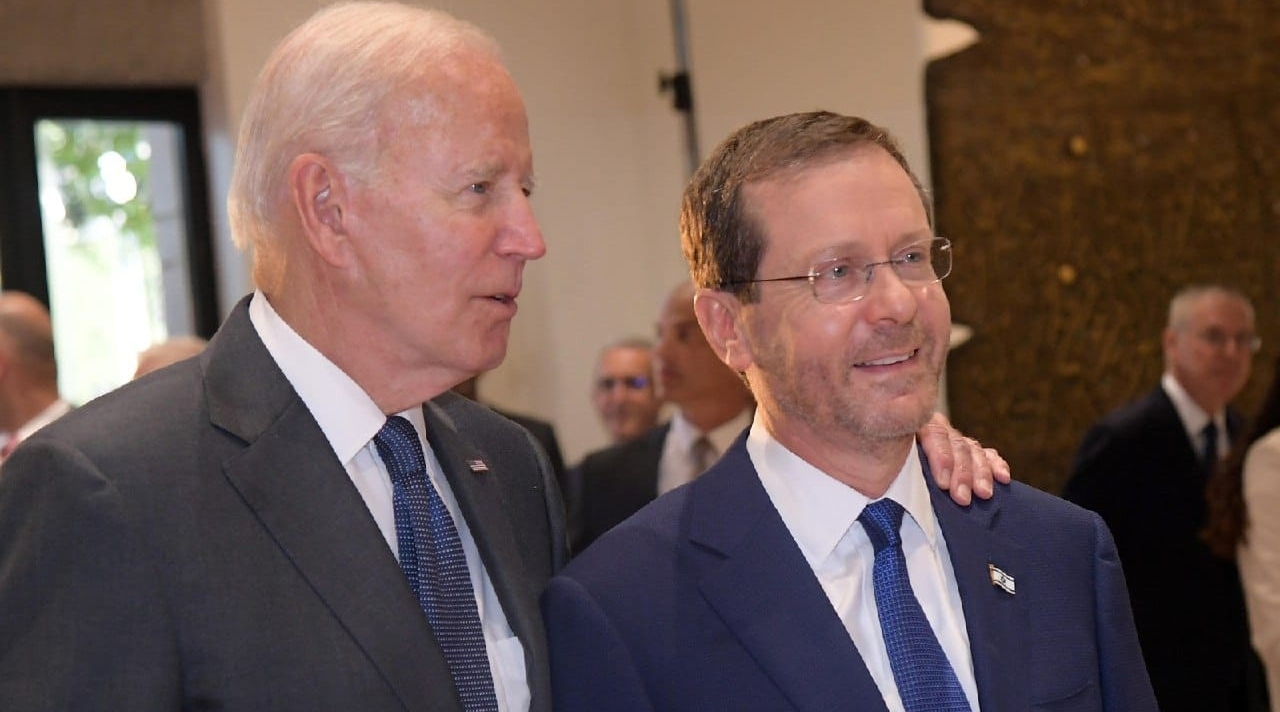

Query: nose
left=859, top=261, right=921, bottom=323
left=498, top=193, right=546, bottom=260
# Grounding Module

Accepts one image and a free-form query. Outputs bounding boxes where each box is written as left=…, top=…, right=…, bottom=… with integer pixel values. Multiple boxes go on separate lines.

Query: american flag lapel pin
left=466, top=459, right=490, bottom=473
left=988, top=564, right=1015, bottom=595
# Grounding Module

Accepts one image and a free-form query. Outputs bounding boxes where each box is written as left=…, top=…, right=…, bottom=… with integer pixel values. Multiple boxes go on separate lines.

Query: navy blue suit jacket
left=543, top=436, right=1156, bottom=712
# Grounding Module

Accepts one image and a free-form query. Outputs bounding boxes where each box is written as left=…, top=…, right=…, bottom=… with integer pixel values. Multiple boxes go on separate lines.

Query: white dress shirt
left=657, top=407, right=752, bottom=495
left=746, top=414, right=980, bottom=712
left=1239, top=428, right=1280, bottom=710
left=1162, top=372, right=1227, bottom=461
left=248, top=292, right=528, bottom=712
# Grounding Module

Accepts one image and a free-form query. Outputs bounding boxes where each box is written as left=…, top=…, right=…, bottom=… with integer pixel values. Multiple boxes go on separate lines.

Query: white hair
left=1167, top=284, right=1254, bottom=331
left=227, top=1, right=503, bottom=284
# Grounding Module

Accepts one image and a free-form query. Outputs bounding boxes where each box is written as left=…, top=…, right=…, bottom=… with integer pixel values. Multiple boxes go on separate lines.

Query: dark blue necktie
left=374, top=416, right=500, bottom=712
left=1201, top=421, right=1219, bottom=479
left=859, top=499, right=972, bottom=712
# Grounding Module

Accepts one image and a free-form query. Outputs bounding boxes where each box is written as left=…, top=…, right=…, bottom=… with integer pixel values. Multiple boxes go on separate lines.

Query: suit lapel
left=691, top=440, right=889, bottom=712
left=422, top=401, right=548, bottom=683
left=640, top=424, right=667, bottom=495
left=1151, top=389, right=1203, bottom=479
left=208, top=300, right=457, bottom=712
left=928, top=478, right=1030, bottom=712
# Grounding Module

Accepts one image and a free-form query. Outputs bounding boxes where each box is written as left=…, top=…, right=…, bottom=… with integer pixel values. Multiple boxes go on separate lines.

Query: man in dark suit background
left=543, top=111, right=1156, bottom=711
left=0, top=4, right=566, bottom=711
left=571, top=280, right=755, bottom=553
left=1064, top=284, right=1260, bottom=712
left=589, top=337, right=663, bottom=445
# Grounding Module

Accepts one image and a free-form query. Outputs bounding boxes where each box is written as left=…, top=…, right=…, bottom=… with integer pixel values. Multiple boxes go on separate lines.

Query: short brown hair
left=679, top=111, right=929, bottom=302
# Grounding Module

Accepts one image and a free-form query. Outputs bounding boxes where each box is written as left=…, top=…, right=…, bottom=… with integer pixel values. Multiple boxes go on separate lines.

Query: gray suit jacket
left=0, top=297, right=567, bottom=712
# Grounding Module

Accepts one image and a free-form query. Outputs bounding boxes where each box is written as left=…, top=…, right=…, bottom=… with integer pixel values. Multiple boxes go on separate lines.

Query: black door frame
left=0, top=86, right=219, bottom=336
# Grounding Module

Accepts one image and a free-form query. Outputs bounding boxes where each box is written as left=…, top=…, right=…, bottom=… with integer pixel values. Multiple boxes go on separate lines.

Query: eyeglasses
left=721, top=237, right=952, bottom=304
left=1194, top=329, right=1262, bottom=354
left=595, top=375, right=651, bottom=392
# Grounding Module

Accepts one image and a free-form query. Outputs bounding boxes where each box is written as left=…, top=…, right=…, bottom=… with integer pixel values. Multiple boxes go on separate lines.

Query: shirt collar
left=747, top=411, right=937, bottom=570
left=670, top=407, right=753, bottom=454
left=248, top=291, right=388, bottom=464
left=12, top=399, right=72, bottom=442
left=1162, top=371, right=1222, bottom=440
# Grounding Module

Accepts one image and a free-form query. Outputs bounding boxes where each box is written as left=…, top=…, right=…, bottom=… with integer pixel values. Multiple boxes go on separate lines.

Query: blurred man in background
left=133, top=336, right=209, bottom=379
left=1065, top=284, right=1261, bottom=712
left=0, top=291, right=70, bottom=463
left=590, top=337, right=662, bottom=445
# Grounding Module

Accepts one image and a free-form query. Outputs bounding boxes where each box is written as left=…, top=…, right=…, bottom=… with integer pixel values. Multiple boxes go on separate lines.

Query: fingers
left=947, top=434, right=979, bottom=506
left=986, top=446, right=1011, bottom=485
left=919, top=412, right=957, bottom=487
left=952, top=437, right=1011, bottom=502
left=918, top=412, right=1012, bottom=505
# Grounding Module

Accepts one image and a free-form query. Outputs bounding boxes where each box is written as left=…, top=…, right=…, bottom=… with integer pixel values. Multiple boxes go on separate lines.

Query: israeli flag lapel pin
left=988, top=563, right=1015, bottom=595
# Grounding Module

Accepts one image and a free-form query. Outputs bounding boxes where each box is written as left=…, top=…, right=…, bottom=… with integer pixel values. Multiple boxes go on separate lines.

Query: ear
left=693, top=288, right=755, bottom=373
left=1162, top=326, right=1178, bottom=354
left=288, top=153, right=351, bottom=268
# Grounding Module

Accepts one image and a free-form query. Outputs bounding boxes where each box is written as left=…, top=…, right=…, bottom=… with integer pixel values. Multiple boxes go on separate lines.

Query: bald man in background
left=134, top=336, right=209, bottom=379
left=0, top=291, right=71, bottom=463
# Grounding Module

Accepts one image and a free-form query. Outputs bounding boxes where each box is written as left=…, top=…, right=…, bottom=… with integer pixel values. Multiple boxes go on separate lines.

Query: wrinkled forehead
left=1185, top=294, right=1255, bottom=330
left=382, top=48, right=524, bottom=130
left=744, top=148, right=930, bottom=260
left=599, top=346, right=652, bottom=373
left=601, top=345, right=655, bottom=366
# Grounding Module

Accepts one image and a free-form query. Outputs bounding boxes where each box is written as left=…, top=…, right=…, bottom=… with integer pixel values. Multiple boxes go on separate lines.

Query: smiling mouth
left=855, top=349, right=917, bottom=368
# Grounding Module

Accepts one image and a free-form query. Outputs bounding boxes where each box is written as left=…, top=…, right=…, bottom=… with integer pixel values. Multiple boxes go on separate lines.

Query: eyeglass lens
left=596, top=376, right=651, bottom=391
left=1196, top=329, right=1261, bottom=353
left=812, top=237, right=951, bottom=303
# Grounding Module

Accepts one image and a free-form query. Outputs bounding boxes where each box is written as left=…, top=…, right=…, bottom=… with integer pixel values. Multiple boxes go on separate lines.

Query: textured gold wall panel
left=926, top=0, right=1280, bottom=493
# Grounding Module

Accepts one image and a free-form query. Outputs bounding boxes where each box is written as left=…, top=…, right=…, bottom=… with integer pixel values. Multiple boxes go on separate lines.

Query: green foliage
left=36, top=119, right=155, bottom=251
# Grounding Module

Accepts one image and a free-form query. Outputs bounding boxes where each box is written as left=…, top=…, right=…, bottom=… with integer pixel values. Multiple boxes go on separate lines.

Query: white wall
left=203, top=0, right=936, bottom=464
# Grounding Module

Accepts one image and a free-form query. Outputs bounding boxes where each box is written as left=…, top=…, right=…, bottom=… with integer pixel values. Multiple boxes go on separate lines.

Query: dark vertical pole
left=660, top=0, right=700, bottom=178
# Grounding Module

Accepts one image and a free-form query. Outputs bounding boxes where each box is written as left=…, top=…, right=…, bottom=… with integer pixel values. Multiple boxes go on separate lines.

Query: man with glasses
left=1065, top=284, right=1261, bottom=712
left=571, top=278, right=1006, bottom=556
left=569, top=282, right=756, bottom=555
left=590, top=337, right=662, bottom=445
left=543, top=111, right=1156, bottom=712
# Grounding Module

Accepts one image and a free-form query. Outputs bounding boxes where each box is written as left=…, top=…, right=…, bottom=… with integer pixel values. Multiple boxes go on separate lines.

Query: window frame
left=0, top=86, right=219, bottom=336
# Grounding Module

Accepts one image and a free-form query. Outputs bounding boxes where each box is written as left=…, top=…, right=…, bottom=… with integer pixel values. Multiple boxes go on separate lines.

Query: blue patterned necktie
left=859, top=499, right=972, bottom=712
left=374, top=416, right=500, bottom=712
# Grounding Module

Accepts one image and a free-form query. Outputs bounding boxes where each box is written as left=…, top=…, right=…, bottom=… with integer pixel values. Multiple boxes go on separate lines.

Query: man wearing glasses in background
left=589, top=337, right=663, bottom=445
left=569, top=283, right=757, bottom=555
left=1065, top=284, right=1262, bottom=712
left=543, top=110, right=1156, bottom=711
